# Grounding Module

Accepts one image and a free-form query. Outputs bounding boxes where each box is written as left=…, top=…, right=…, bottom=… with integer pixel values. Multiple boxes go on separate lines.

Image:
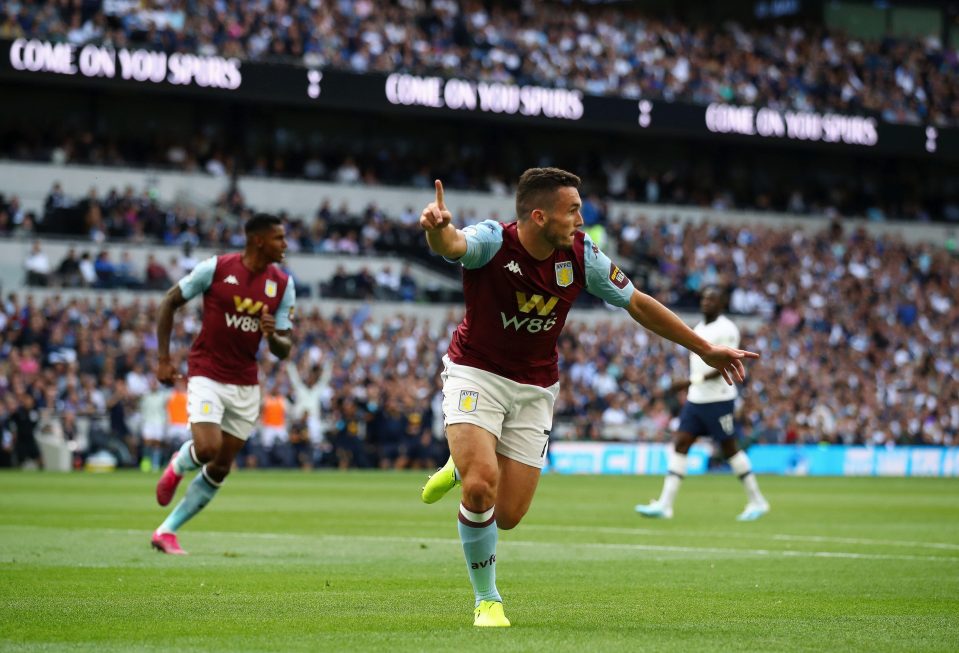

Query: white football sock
left=658, top=450, right=688, bottom=508
left=729, top=450, right=765, bottom=505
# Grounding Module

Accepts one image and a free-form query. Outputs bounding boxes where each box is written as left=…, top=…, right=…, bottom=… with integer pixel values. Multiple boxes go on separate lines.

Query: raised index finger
left=435, top=179, right=445, bottom=208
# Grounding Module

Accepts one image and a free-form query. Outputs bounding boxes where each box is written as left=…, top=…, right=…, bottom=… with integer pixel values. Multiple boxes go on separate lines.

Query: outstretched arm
left=156, top=285, right=188, bottom=385
left=420, top=180, right=467, bottom=259
left=625, top=290, right=758, bottom=385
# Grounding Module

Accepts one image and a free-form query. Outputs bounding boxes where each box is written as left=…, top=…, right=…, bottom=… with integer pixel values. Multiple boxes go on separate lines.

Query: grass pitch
left=0, top=471, right=956, bottom=652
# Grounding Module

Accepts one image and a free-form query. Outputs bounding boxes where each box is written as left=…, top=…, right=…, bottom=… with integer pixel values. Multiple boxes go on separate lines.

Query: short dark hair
left=245, top=213, right=282, bottom=235
left=515, top=167, right=581, bottom=221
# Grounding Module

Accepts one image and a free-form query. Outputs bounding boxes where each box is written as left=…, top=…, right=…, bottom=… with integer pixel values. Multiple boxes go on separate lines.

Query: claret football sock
left=457, top=503, right=501, bottom=607
left=158, top=465, right=221, bottom=534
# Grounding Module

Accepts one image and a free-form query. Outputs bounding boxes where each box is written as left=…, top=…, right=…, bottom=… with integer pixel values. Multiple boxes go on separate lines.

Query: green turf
left=0, top=471, right=957, bottom=652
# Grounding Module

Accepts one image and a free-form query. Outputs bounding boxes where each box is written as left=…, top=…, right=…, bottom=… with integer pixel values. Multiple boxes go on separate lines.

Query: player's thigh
left=220, top=384, right=262, bottom=444
left=190, top=421, right=223, bottom=460
left=498, top=380, right=557, bottom=470
left=676, top=402, right=708, bottom=444
left=441, top=356, right=509, bottom=478
left=187, top=376, right=226, bottom=426
left=212, top=430, right=247, bottom=469
left=494, top=454, right=541, bottom=530
left=441, top=358, right=508, bottom=432
left=703, top=400, right=738, bottom=443
left=447, top=422, right=499, bottom=483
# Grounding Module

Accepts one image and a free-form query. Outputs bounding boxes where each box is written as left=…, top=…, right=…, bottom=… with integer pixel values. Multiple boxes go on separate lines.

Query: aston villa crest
left=458, top=390, right=479, bottom=413
left=265, top=279, right=277, bottom=298
left=555, top=261, right=573, bottom=287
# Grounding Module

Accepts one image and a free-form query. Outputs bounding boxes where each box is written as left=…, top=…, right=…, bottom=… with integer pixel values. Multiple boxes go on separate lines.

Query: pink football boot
left=151, top=530, right=187, bottom=555
left=156, top=453, right=184, bottom=506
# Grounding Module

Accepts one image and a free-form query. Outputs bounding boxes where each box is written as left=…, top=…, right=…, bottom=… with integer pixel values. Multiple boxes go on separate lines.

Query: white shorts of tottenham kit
left=187, top=376, right=261, bottom=441
left=441, top=355, right=559, bottom=469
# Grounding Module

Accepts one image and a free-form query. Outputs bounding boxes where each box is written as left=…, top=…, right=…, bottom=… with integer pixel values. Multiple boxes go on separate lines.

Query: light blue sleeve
left=583, top=234, right=635, bottom=308
left=177, top=256, right=217, bottom=301
left=275, top=278, right=296, bottom=331
left=444, top=220, right=504, bottom=269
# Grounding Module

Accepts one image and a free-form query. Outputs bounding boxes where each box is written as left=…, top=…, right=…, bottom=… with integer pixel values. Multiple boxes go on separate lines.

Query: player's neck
left=703, top=313, right=720, bottom=324
left=241, top=251, right=270, bottom=274
left=516, top=221, right=554, bottom=261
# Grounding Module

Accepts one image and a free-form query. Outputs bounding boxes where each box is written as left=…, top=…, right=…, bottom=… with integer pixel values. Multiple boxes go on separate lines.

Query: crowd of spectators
left=3, top=125, right=955, bottom=221
left=6, top=182, right=959, bottom=311
left=1, top=214, right=957, bottom=469
left=3, top=1, right=957, bottom=126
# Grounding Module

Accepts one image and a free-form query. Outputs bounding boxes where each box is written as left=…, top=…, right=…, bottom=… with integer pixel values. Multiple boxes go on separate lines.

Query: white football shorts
left=440, top=355, right=559, bottom=468
left=187, top=375, right=260, bottom=441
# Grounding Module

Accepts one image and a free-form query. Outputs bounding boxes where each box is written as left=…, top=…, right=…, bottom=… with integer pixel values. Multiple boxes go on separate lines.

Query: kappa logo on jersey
left=224, top=275, right=239, bottom=285
left=555, top=261, right=573, bottom=287
left=608, top=263, right=629, bottom=289
left=265, top=280, right=278, bottom=298
left=504, top=260, right=523, bottom=276
left=458, top=390, right=479, bottom=413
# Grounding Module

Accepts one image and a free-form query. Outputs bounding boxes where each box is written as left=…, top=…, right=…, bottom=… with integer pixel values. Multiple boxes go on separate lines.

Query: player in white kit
left=636, top=286, right=770, bottom=521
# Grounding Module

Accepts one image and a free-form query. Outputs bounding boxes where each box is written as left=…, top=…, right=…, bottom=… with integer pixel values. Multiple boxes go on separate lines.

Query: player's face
left=542, top=187, right=583, bottom=250
left=259, top=224, right=288, bottom=263
left=700, top=288, right=721, bottom=316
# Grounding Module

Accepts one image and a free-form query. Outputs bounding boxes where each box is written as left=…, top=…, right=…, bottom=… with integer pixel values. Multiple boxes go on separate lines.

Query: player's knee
left=673, top=433, right=694, bottom=454
left=193, top=441, right=220, bottom=463
left=461, top=471, right=497, bottom=510
left=205, top=461, right=231, bottom=483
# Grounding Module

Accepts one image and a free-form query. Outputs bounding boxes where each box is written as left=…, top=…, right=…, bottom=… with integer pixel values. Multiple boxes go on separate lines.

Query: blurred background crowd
left=2, top=0, right=958, bottom=471
left=2, top=214, right=956, bottom=470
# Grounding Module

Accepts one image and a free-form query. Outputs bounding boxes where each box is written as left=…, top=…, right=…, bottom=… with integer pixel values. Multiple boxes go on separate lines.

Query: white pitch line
left=2, top=526, right=956, bottom=564
left=519, top=523, right=959, bottom=552
left=316, top=534, right=959, bottom=564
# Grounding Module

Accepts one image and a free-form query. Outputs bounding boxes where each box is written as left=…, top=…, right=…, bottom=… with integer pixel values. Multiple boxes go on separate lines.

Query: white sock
left=658, top=450, right=687, bottom=508
left=729, top=450, right=765, bottom=505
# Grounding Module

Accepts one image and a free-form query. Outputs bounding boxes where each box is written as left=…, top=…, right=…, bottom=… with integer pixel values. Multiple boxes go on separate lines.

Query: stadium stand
left=1, top=1, right=958, bottom=471
left=1, top=209, right=955, bottom=469
left=4, top=0, right=957, bottom=125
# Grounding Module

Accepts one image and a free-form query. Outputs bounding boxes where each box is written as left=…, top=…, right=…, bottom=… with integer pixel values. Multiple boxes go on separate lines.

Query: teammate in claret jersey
left=418, top=168, right=760, bottom=627
left=151, top=213, right=295, bottom=555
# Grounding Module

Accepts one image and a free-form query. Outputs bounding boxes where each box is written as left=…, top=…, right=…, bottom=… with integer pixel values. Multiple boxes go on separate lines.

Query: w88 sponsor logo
left=225, top=313, right=260, bottom=332
left=500, top=313, right=558, bottom=333
left=500, top=292, right=559, bottom=333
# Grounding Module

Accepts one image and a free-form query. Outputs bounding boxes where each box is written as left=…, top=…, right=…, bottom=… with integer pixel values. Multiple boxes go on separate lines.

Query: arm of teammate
left=262, top=279, right=295, bottom=360
left=420, top=179, right=467, bottom=259
left=156, top=285, right=188, bottom=385
left=157, top=256, right=217, bottom=384
left=626, top=291, right=757, bottom=385
left=261, top=308, right=292, bottom=359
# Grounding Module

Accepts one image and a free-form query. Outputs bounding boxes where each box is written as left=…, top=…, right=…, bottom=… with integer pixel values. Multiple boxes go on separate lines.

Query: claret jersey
left=446, top=220, right=634, bottom=387
left=178, top=252, right=296, bottom=385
